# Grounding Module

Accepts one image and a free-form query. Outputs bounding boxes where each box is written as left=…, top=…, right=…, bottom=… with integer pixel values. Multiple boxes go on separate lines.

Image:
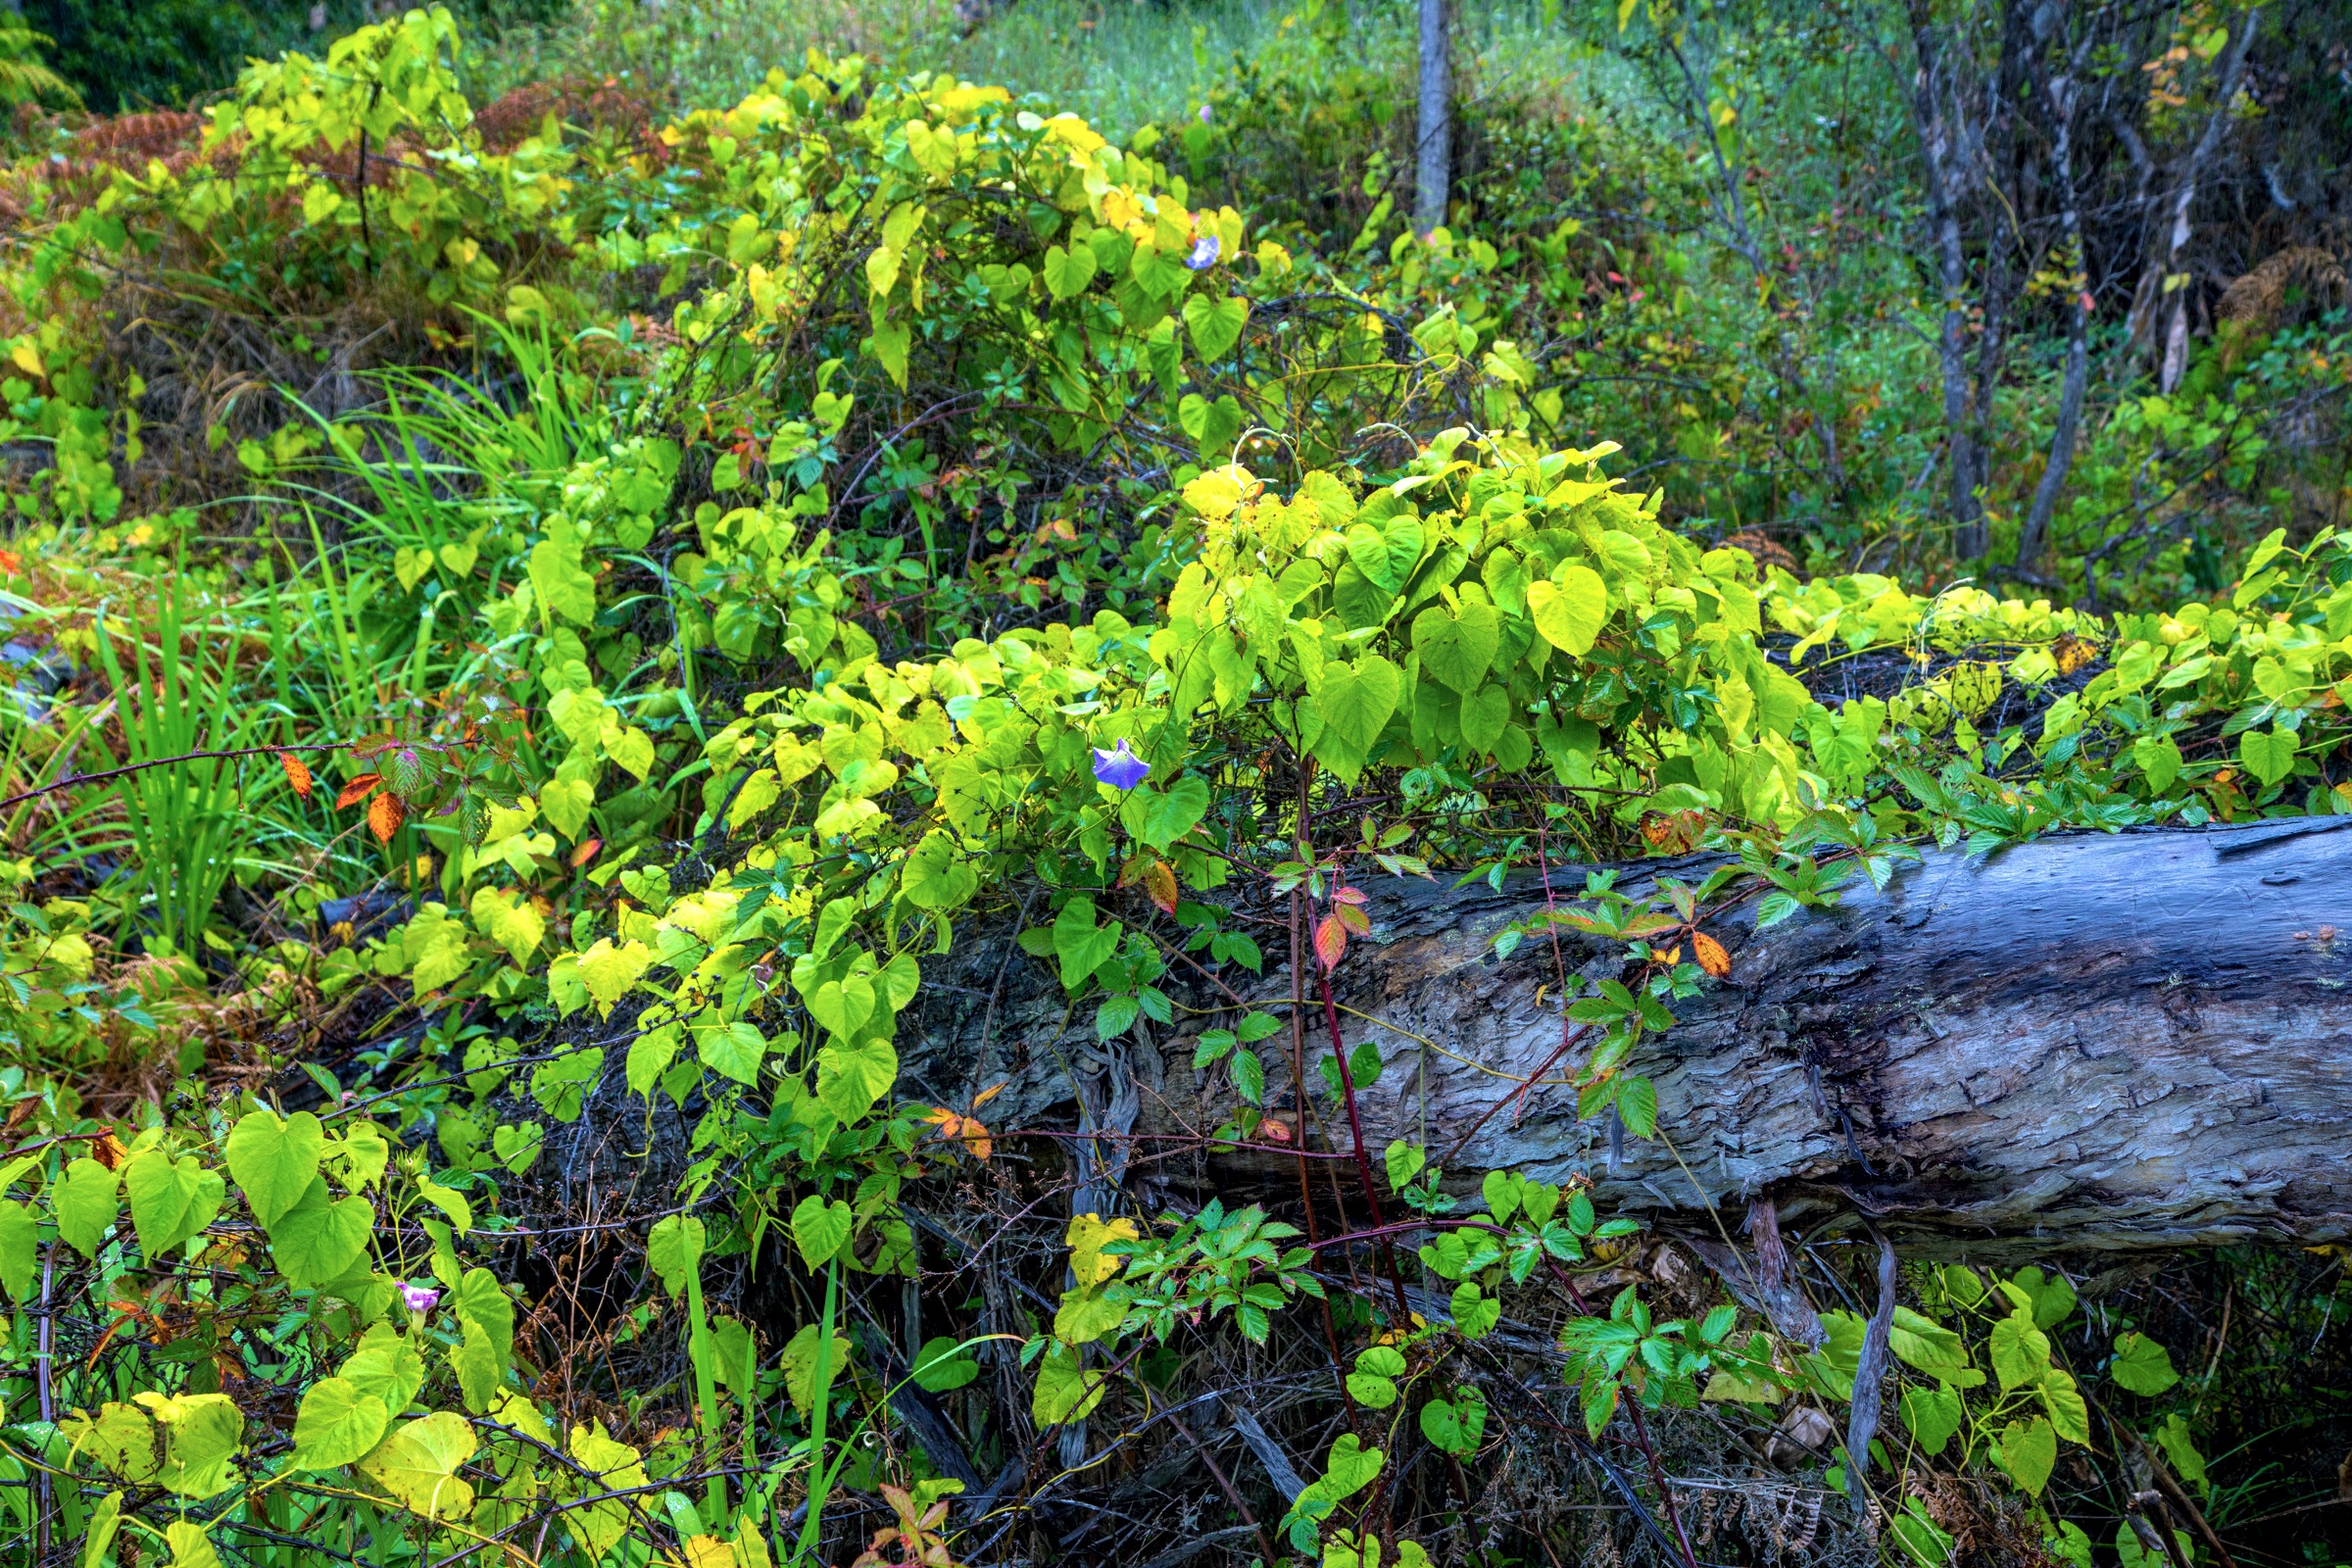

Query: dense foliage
left=0, top=5, right=2346, bottom=1568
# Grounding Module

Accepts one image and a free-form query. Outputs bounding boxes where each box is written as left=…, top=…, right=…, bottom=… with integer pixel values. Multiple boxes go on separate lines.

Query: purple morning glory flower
left=1091, top=739, right=1150, bottom=791
left=1198, top=104, right=1212, bottom=124
left=1184, top=233, right=1221, bottom=271
left=400, top=1282, right=440, bottom=1313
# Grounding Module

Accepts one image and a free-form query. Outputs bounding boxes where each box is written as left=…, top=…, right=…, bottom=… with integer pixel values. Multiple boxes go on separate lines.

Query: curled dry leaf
left=1691, top=929, right=1732, bottom=978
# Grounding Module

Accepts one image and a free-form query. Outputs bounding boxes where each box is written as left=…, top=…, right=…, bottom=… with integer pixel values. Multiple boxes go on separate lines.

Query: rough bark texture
left=902, top=820, right=2352, bottom=1255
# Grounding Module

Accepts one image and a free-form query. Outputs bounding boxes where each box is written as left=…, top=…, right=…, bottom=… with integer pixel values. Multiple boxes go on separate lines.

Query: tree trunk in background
left=1414, top=0, right=1451, bottom=237
left=904, top=820, right=2352, bottom=1258
left=2019, top=68, right=2091, bottom=569
left=1904, top=0, right=1985, bottom=557
left=2132, top=8, right=2260, bottom=393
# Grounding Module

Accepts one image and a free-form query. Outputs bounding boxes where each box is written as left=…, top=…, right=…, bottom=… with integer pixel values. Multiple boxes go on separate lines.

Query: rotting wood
left=901, top=819, right=2352, bottom=1254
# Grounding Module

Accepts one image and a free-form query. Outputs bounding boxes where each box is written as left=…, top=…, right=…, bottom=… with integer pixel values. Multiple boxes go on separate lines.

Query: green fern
left=0, top=14, right=77, bottom=108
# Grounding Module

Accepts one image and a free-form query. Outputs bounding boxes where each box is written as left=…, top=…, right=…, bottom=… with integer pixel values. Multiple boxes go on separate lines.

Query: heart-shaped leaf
left=359, top=1411, right=476, bottom=1521
left=268, top=1180, right=373, bottom=1287
left=791, top=1195, right=853, bottom=1268
left=1459, top=683, right=1510, bottom=754
left=53, top=1155, right=121, bottom=1257
left=292, top=1377, right=392, bottom=1470
left=1182, top=293, right=1249, bottom=361
left=647, top=1214, right=706, bottom=1296
left=816, top=1035, right=899, bottom=1121
left=808, top=973, right=877, bottom=1039
left=1042, top=242, right=1098, bottom=302
left=1413, top=600, right=1500, bottom=693
left=225, top=1108, right=324, bottom=1229
left=1314, top=656, right=1403, bottom=754
left=1995, top=1415, right=2057, bottom=1494
left=1528, top=564, right=1609, bottom=657
left=123, top=1151, right=225, bottom=1259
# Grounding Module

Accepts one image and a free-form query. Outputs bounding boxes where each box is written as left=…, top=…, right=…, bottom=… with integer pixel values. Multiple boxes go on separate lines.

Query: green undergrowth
left=0, top=8, right=2347, bottom=1568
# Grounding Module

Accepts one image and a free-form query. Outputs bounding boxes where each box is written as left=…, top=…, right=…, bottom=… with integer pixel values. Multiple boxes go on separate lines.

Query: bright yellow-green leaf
left=360, top=1411, right=477, bottom=1520
left=1528, top=565, right=1608, bottom=657
left=292, top=1377, right=392, bottom=1470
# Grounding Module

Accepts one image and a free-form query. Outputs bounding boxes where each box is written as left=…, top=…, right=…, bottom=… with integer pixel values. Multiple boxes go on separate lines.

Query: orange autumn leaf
left=278, top=752, right=315, bottom=798
left=367, top=791, right=406, bottom=843
left=336, top=772, right=382, bottom=808
left=1143, top=858, right=1179, bottom=915
left=1691, top=929, right=1732, bottom=978
left=1314, top=911, right=1348, bottom=969
left=921, top=1106, right=992, bottom=1161
left=569, top=836, right=603, bottom=868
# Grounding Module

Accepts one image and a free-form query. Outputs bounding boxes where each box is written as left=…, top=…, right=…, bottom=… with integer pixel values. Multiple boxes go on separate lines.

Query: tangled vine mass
left=0, top=7, right=2348, bottom=1568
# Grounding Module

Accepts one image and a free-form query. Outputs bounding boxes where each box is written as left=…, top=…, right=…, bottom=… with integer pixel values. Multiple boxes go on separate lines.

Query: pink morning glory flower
left=400, top=1282, right=440, bottom=1313
left=1198, top=104, right=1212, bottom=123
left=1185, top=234, right=1220, bottom=271
left=1091, top=740, right=1150, bottom=790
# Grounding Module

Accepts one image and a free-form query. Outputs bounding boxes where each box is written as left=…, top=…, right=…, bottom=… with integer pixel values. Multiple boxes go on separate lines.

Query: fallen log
left=901, top=818, right=2352, bottom=1253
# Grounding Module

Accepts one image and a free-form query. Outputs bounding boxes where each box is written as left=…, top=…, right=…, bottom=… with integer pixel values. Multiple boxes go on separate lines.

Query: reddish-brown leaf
left=569, top=836, right=603, bottom=868
left=1691, top=930, right=1732, bottom=978
left=1314, top=912, right=1348, bottom=970
left=367, top=791, right=406, bottom=843
left=1143, top=858, right=1180, bottom=915
left=336, top=772, right=382, bottom=808
left=278, top=752, right=315, bottom=798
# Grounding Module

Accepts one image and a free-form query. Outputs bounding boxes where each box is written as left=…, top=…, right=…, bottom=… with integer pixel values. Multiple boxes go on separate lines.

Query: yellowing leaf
left=359, top=1411, right=477, bottom=1521
left=1690, top=930, right=1732, bottom=978
left=1182, top=466, right=1249, bottom=519
left=575, top=938, right=656, bottom=1008
left=1065, top=1212, right=1138, bottom=1288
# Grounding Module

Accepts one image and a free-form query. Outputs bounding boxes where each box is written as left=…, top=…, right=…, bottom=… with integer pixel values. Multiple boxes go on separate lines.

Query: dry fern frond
left=2216, top=246, right=2350, bottom=330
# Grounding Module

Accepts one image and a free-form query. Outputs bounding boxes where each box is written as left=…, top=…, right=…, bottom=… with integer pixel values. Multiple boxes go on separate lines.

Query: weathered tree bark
left=903, top=820, right=2352, bottom=1256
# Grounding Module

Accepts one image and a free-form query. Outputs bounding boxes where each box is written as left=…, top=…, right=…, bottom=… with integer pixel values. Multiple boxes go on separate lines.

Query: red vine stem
left=0, top=742, right=343, bottom=810
left=1313, top=954, right=1413, bottom=1320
